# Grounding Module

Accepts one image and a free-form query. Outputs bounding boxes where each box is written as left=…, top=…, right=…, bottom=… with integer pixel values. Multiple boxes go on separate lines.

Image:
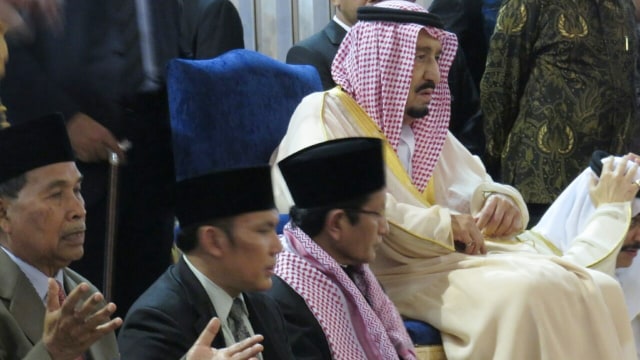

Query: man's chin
left=406, top=107, right=429, bottom=119
left=70, top=248, right=84, bottom=261
left=61, top=244, right=84, bottom=262
left=617, top=254, right=635, bottom=268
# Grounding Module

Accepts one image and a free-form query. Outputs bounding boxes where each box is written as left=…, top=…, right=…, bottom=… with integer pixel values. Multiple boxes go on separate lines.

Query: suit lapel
left=11, top=275, right=45, bottom=345
left=175, top=258, right=225, bottom=348
left=0, top=249, right=45, bottom=346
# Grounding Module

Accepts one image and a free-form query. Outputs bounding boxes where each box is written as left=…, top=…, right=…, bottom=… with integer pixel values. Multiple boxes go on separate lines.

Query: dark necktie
left=56, top=280, right=66, bottom=305
left=228, top=297, right=251, bottom=342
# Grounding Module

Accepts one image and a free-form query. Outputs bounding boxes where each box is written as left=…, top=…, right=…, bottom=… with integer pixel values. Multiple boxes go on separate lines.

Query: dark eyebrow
left=264, top=219, right=278, bottom=228
left=416, top=46, right=434, bottom=52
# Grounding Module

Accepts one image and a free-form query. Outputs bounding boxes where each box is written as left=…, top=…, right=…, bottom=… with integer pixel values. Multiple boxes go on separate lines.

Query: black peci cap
left=175, top=165, right=275, bottom=228
left=278, top=137, right=385, bottom=208
left=0, top=113, right=74, bottom=183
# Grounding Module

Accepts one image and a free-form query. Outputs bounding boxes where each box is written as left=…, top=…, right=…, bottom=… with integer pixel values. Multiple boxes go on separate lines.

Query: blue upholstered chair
left=167, top=49, right=444, bottom=359
left=168, top=49, right=322, bottom=180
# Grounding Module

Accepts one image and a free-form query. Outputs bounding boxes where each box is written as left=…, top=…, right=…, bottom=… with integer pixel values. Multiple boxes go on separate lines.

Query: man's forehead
left=235, top=209, right=279, bottom=224
left=24, top=162, right=82, bottom=186
left=416, top=30, right=442, bottom=51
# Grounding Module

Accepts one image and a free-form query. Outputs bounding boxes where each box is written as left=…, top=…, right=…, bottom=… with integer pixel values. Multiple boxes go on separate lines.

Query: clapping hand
left=589, top=155, right=640, bottom=208
left=186, top=318, right=264, bottom=360
left=42, top=279, right=122, bottom=360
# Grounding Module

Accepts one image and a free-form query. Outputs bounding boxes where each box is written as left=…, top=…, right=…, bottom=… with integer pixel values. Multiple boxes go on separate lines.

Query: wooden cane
left=103, top=151, right=120, bottom=302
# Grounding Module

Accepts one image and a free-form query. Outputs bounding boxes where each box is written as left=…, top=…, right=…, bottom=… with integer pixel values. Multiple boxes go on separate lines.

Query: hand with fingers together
left=65, top=113, right=127, bottom=163
left=42, top=279, right=122, bottom=360
left=589, top=155, right=640, bottom=208
left=186, top=318, right=264, bottom=360
left=451, top=213, right=486, bottom=255
left=475, top=193, right=523, bottom=238
left=625, top=152, right=640, bottom=166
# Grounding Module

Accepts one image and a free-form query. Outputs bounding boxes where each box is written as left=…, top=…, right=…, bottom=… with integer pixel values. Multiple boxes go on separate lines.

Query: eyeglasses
left=343, top=208, right=386, bottom=221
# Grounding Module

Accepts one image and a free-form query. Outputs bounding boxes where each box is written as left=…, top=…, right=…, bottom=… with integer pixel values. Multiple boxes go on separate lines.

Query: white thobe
left=271, top=88, right=636, bottom=359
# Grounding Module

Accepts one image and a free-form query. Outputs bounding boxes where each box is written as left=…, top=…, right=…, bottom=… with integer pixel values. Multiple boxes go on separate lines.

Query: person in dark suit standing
left=429, top=0, right=490, bottom=164
left=286, top=0, right=374, bottom=90
left=0, top=114, right=121, bottom=360
left=180, top=0, right=245, bottom=60
left=117, top=165, right=294, bottom=360
left=268, top=138, right=416, bottom=360
left=428, top=0, right=491, bottom=92
left=0, top=0, right=245, bottom=318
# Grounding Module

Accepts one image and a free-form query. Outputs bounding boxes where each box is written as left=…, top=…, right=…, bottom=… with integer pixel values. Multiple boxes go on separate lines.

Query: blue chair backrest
left=167, top=49, right=322, bottom=180
left=277, top=213, right=290, bottom=234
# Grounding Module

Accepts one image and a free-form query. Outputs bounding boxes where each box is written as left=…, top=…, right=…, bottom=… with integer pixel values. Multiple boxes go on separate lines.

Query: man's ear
left=325, top=209, right=346, bottom=241
left=196, top=225, right=229, bottom=258
left=0, top=198, right=10, bottom=234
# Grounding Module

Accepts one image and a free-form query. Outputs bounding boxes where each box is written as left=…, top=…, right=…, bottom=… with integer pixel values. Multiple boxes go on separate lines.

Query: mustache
left=415, top=80, right=436, bottom=93
left=62, top=225, right=86, bottom=237
left=621, top=242, right=640, bottom=252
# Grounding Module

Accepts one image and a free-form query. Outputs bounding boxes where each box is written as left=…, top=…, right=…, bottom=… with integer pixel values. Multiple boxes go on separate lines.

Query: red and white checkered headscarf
left=276, top=224, right=416, bottom=360
left=332, top=0, right=458, bottom=192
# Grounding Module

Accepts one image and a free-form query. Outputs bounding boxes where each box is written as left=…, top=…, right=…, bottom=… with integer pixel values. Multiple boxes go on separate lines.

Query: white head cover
left=534, top=155, right=640, bottom=320
left=331, top=0, right=458, bottom=192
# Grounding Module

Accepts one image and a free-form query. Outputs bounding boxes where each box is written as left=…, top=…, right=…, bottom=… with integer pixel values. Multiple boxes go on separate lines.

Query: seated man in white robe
left=491, top=151, right=640, bottom=276
left=271, top=1, right=638, bottom=358
left=618, top=216, right=640, bottom=360
left=529, top=151, right=640, bottom=359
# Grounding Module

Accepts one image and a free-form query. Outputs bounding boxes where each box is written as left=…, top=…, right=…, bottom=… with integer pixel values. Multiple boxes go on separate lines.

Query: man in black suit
left=429, top=0, right=489, bottom=162
left=286, top=0, right=374, bottom=90
left=429, top=0, right=489, bottom=92
left=180, top=0, right=245, bottom=60
left=268, top=138, right=416, bottom=360
left=117, top=165, right=294, bottom=360
left=0, top=0, right=244, bottom=317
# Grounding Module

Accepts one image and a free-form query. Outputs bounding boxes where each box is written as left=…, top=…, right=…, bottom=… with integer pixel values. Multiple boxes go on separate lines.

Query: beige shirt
left=183, top=255, right=260, bottom=357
